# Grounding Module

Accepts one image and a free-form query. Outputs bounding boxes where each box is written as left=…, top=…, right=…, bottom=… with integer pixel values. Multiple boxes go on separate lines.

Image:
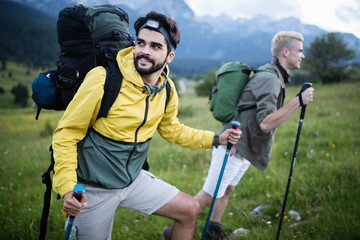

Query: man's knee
left=224, top=185, right=235, bottom=197
left=185, top=197, right=200, bottom=219
left=172, top=193, right=200, bottom=223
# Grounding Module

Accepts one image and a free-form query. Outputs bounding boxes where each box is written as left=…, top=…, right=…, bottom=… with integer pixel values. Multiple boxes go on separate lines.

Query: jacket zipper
left=125, top=96, right=150, bottom=183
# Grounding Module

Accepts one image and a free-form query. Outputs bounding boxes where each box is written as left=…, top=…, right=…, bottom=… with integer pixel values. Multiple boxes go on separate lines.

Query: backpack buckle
left=93, top=39, right=100, bottom=48
left=113, top=31, right=121, bottom=40
left=104, top=50, right=113, bottom=59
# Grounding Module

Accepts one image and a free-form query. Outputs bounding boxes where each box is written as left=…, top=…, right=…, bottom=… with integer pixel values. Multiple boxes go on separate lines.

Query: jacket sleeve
left=52, top=67, right=105, bottom=197
left=157, top=80, right=214, bottom=149
left=251, top=72, right=282, bottom=124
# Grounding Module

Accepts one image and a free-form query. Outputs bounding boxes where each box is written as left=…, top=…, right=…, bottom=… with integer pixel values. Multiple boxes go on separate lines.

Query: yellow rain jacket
left=52, top=47, right=214, bottom=197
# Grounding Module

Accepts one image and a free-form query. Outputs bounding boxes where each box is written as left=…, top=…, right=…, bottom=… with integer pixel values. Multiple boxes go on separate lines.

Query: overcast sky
left=183, top=0, right=360, bottom=38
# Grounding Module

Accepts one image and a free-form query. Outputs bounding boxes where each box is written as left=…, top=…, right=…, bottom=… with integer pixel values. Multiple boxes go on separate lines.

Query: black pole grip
left=69, top=194, right=82, bottom=220
left=299, top=82, right=312, bottom=94
left=299, top=82, right=312, bottom=120
left=69, top=184, right=86, bottom=220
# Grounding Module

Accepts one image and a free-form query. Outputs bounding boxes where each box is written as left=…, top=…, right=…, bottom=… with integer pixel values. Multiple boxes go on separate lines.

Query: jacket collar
left=272, top=57, right=290, bottom=84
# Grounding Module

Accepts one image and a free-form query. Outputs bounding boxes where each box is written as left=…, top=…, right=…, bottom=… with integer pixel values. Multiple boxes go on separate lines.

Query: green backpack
left=209, top=62, right=276, bottom=123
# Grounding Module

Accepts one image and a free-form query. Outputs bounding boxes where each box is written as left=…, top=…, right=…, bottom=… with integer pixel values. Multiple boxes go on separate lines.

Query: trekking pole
left=276, top=83, right=312, bottom=240
left=201, top=121, right=241, bottom=240
left=64, top=184, right=86, bottom=240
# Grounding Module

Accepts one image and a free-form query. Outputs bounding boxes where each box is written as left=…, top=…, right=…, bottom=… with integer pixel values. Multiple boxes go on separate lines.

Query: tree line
left=2, top=17, right=359, bottom=107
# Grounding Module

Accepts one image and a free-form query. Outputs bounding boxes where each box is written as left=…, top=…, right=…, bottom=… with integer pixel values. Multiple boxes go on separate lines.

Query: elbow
left=260, top=122, right=271, bottom=134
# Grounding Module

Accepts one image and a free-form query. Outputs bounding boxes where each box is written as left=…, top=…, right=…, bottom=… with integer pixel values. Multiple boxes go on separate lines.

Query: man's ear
left=166, top=51, right=175, bottom=64
left=283, top=48, right=290, bottom=58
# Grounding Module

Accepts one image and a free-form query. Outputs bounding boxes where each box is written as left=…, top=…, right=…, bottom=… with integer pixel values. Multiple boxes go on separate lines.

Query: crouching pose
left=52, top=11, right=241, bottom=240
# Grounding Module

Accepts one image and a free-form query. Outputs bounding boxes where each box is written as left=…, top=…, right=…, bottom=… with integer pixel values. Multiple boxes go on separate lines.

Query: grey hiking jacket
left=219, top=61, right=286, bottom=171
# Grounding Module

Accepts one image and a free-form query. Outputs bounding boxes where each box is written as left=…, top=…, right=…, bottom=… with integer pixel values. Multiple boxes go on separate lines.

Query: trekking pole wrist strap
left=212, top=134, right=220, bottom=148
left=297, top=82, right=312, bottom=107
left=297, top=92, right=304, bottom=107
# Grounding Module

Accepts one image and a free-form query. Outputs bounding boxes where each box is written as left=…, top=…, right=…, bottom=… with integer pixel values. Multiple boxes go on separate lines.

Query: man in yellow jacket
left=52, top=11, right=241, bottom=240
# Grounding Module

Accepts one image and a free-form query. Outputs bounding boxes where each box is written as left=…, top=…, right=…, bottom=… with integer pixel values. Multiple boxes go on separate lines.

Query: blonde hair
left=271, top=31, right=304, bottom=58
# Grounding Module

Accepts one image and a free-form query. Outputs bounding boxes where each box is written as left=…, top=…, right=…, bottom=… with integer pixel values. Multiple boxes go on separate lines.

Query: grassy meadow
left=0, top=62, right=359, bottom=239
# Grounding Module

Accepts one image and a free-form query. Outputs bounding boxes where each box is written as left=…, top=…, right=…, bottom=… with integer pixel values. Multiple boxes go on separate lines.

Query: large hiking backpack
left=32, top=4, right=134, bottom=120
left=209, top=62, right=276, bottom=123
left=35, top=4, right=135, bottom=240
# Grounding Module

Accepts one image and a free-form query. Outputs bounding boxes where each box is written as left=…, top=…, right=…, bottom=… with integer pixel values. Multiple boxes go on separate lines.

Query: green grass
left=0, top=63, right=359, bottom=239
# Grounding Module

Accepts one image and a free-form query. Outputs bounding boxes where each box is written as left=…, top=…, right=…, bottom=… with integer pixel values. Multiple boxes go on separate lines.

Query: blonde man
left=192, top=31, right=314, bottom=239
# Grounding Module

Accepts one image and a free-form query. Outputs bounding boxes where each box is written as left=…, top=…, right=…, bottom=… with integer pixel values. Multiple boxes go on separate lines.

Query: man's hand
left=63, top=191, right=87, bottom=217
left=219, top=128, right=242, bottom=146
left=300, top=87, right=314, bottom=105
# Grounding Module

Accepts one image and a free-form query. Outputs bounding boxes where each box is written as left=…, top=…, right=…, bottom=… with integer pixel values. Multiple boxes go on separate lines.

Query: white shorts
left=66, top=170, right=179, bottom=239
left=202, top=145, right=251, bottom=198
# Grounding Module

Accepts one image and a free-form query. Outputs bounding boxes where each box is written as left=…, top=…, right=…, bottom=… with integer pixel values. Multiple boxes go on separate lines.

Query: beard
left=135, top=54, right=167, bottom=75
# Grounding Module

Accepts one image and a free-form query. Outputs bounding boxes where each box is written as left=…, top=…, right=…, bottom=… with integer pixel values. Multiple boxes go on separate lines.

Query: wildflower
left=29, top=219, right=35, bottom=231
left=272, top=144, right=277, bottom=153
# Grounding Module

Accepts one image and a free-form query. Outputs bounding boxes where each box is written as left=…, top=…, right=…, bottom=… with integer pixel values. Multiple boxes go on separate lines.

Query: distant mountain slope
left=0, top=1, right=58, bottom=67
left=4, top=0, right=360, bottom=74
left=1, top=0, right=56, bottom=26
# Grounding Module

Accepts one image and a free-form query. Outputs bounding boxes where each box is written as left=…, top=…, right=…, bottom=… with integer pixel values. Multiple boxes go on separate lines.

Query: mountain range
left=4, top=0, right=360, bottom=75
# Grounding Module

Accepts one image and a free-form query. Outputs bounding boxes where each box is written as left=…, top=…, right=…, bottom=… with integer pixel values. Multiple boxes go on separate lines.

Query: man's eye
left=151, top=43, right=163, bottom=49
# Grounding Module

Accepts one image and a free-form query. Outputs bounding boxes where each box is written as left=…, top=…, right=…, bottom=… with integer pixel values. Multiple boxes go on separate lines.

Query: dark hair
left=134, top=11, right=180, bottom=51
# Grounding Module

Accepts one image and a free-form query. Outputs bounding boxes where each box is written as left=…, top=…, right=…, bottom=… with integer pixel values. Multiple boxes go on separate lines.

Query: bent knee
left=224, top=185, right=235, bottom=196
left=166, top=192, right=201, bottom=223
left=186, top=197, right=200, bottom=217
left=176, top=197, right=200, bottom=224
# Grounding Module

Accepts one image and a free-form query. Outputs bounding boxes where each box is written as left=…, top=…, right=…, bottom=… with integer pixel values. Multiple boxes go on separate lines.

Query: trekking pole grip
left=298, top=82, right=312, bottom=120
left=69, top=184, right=86, bottom=219
left=227, top=121, right=241, bottom=150
left=64, top=184, right=86, bottom=240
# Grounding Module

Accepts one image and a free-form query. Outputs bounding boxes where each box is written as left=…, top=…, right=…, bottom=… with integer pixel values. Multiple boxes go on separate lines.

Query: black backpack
left=32, top=4, right=134, bottom=120
left=36, top=5, right=134, bottom=240
left=35, top=4, right=170, bottom=240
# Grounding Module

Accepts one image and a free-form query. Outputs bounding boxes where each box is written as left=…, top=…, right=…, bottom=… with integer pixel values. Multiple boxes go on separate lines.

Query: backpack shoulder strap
left=35, top=106, right=42, bottom=120
left=236, top=68, right=278, bottom=115
left=253, top=68, right=278, bottom=76
left=97, top=50, right=123, bottom=119
left=39, top=145, right=58, bottom=240
left=164, top=81, right=171, bottom=112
